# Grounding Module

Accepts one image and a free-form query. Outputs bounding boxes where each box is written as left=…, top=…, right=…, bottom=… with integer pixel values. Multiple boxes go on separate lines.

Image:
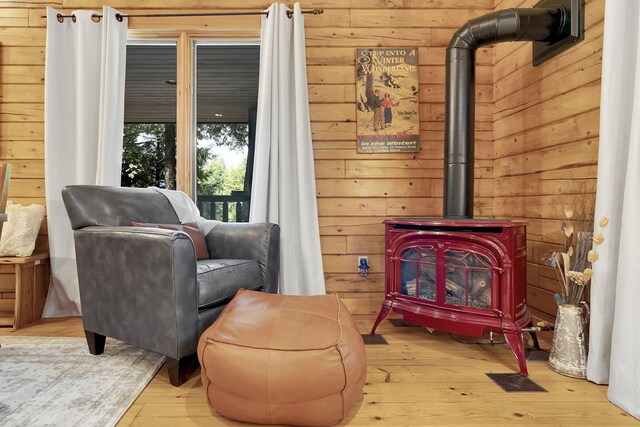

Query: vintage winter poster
left=356, top=47, right=420, bottom=153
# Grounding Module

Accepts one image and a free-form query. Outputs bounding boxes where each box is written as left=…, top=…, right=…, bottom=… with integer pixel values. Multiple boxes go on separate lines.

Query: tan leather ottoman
left=197, top=289, right=366, bottom=426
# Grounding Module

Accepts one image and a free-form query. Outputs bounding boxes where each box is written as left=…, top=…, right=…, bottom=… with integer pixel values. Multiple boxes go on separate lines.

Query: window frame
left=127, top=22, right=260, bottom=198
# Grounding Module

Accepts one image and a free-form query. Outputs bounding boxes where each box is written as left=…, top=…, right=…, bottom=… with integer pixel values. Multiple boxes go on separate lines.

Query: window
left=122, top=41, right=177, bottom=189
left=122, top=38, right=259, bottom=222
left=194, top=43, right=259, bottom=222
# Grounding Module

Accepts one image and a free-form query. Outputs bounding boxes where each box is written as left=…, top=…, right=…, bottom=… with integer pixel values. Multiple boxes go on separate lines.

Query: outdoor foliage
left=122, top=123, right=175, bottom=189
left=121, top=122, right=249, bottom=221
left=197, top=123, right=249, bottom=152
left=197, top=157, right=246, bottom=196
left=195, top=123, right=249, bottom=196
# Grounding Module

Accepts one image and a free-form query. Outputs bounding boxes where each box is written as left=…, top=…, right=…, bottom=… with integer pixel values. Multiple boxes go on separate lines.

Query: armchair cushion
left=131, top=221, right=209, bottom=260
left=197, top=259, right=263, bottom=311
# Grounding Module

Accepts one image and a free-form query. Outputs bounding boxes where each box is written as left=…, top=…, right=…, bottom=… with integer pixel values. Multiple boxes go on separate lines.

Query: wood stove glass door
left=399, top=246, right=436, bottom=301
left=443, top=248, right=493, bottom=310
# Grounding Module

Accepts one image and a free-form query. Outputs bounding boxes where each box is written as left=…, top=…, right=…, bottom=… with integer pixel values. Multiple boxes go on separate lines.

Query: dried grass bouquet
left=542, top=206, right=609, bottom=306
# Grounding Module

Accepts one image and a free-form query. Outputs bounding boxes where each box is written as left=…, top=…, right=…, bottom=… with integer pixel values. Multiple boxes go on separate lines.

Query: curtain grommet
left=91, top=14, right=101, bottom=23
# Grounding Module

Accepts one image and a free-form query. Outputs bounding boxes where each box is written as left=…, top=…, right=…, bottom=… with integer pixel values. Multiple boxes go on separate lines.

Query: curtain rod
left=44, top=9, right=324, bottom=23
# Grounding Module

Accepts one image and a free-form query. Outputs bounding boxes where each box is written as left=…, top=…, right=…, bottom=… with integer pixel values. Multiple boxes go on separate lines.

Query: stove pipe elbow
left=443, top=8, right=565, bottom=219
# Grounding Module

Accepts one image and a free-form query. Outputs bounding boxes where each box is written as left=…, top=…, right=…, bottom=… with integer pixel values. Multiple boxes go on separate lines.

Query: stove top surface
left=386, top=217, right=528, bottom=227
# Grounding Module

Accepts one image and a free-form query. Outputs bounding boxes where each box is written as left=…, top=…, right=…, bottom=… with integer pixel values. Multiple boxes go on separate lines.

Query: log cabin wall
left=0, top=0, right=495, bottom=315
left=492, top=0, right=603, bottom=323
left=305, top=1, right=495, bottom=316
left=0, top=3, right=48, bottom=251
left=0, top=0, right=602, bottom=317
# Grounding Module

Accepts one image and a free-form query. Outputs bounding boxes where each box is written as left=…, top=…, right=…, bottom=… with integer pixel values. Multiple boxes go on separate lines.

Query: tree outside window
left=121, top=122, right=250, bottom=221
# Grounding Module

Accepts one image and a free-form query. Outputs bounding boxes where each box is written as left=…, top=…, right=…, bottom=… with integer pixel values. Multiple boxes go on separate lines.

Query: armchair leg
left=84, top=330, right=106, bottom=355
left=166, top=353, right=199, bottom=387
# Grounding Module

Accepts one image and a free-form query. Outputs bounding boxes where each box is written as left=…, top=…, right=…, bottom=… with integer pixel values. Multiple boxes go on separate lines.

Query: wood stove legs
left=370, top=300, right=535, bottom=377
left=503, top=330, right=529, bottom=376
left=503, top=321, right=541, bottom=376
left=370, top=302, right=392, bottom=335
left=527, top=321, right=541, bottom=350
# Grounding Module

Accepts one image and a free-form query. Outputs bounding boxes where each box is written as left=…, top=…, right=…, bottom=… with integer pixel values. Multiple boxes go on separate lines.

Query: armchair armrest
left=73, top=226, right=198, bottom=359
left=205, top=222, right=280, bottom=294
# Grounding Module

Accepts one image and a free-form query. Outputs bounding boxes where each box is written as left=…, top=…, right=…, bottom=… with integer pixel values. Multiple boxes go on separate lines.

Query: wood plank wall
left=306, top=1, right=496, bottom=316
left=0, top=0, right=495, bottom=316
left=0, top=1, right=48, bottom=251
left=492, top=0, right=603, bottom=322
left=0, top=0, right=604, bottom=317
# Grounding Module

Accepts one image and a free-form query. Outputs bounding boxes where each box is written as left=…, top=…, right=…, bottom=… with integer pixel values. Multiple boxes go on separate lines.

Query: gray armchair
left=61, top=185, right=279, bottom=386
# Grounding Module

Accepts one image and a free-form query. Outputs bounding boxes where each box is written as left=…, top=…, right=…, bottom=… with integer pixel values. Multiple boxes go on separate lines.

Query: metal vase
left=548, top=303, right=588, bottom=378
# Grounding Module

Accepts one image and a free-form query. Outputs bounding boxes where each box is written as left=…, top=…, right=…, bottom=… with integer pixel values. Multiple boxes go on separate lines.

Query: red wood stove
left=371, top=5, right=571, bottom=376
left=370, top=218, right=534, bottom=376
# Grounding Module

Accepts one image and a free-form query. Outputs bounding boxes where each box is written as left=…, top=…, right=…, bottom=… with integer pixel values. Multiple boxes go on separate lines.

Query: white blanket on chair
left=149, top=187, right=220, bottom=235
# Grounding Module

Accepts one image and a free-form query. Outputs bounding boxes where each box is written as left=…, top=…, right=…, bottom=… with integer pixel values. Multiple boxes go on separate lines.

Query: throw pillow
left=0, top=201, right=45, bottom=257
left=130, top=221, right=210, bottom=260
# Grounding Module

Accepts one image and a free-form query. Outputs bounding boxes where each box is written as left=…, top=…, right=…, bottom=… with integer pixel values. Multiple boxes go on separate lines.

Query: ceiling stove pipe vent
left=443, top=1, right=583, bottom=219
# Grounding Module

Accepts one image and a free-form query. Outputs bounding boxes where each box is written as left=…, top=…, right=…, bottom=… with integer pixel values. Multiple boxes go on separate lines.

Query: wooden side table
left=0, top=253, right=49, bottom=330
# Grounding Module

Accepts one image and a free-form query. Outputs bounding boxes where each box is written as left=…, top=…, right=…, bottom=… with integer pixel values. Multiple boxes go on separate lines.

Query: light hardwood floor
left=1, top=316, right=636, bottom=426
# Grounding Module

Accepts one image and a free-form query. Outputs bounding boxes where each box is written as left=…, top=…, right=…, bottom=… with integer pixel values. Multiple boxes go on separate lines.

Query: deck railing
left=196, top=192, right=250, bottom=222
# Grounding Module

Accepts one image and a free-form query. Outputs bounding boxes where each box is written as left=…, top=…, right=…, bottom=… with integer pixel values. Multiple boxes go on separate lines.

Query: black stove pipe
left=444, top=7, right=567, bottom=218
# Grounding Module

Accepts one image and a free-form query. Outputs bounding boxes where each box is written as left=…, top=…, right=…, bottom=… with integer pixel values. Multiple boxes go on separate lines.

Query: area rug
left=0, top=336, right=165, bottom=427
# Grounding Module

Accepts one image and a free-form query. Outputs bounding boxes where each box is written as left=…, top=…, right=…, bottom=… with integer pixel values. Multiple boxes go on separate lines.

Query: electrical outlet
left=357, top=256, right=370, bottom=276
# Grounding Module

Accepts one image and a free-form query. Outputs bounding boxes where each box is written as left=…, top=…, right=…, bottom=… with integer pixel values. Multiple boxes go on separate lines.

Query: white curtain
left=43, top=7, right=127, bottom=317
left=587, top=0, right=640, bottom=419
left=250, top=3, right=325, bottom=296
